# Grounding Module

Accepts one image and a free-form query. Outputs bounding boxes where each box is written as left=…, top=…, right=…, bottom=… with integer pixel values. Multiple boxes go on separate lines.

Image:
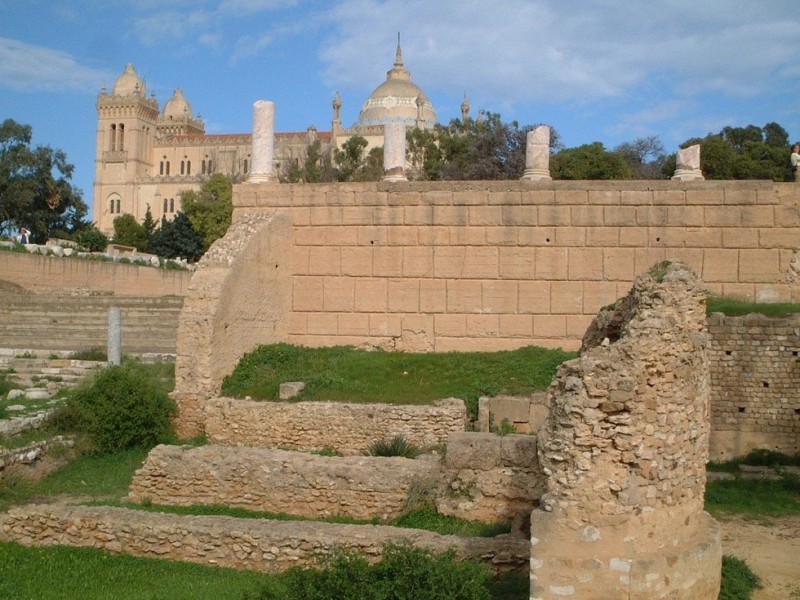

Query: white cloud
left=0, top=38, right=114, bottom=93
left=317, top=0, right=800, bottom=107
left=218, top=0, right=300, bottom=16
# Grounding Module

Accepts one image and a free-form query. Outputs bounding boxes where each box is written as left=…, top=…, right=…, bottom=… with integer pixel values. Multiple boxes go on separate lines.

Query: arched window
left=180, top=161, right=185, bottom=175
left=207, top=160, right=212, bottom=173
left=109, top=124, right=116, bottom=151
left=109, top=198, right=115, bottom=213
left=166, top=161, right=170, bottom=175
left=118, top=124, right=124, bottom=151
left=163, top=198, right=168, bottom=214
left=243, top=159, right=248, bottom=173
left=159, top=161, right=164, bottom=176
left=169, top=198, right=175, bottom=213
left=115, top=198, right=121, bottom=213
left=186, top=160, right=191, bottom=175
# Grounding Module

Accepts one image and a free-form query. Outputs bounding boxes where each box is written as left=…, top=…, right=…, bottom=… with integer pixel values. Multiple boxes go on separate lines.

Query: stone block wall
left=0, top=505, right=529, bottom=573
left=128, top=445, right=440, bottom=521
left=233, top=180, right=800, bottom=358
left=707, top=312, right=800, bottom=460
left=204, top=397, right=467, bottom=455
left=436, top=432, right=546, bottom=523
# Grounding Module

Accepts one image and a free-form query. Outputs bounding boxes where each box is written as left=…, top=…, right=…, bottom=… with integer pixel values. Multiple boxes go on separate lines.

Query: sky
left=1, top=0, right=799, bottom=215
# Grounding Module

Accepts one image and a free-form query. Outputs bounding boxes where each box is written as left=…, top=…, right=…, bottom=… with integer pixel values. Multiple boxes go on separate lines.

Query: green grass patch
left=0, top=540, right=271, bottom=600
left=705, top=473, right=800, bottom=518
left=706, top=296, right=800, bottom=317
left=0, top=448, right=148, bottom=511
left=70, top=347, right=108, bottom=361
left=391, top=507, right=511, bottom=537
left=719, top=555, right=761, bottom=600
left=221, top=344, right=575, bottom=418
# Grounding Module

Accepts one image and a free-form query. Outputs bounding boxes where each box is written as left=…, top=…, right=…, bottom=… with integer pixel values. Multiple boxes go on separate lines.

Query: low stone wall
left=0, top=437, right=75, bottom=482
left=0, top=505, right=529, bottom=573
left=0, top=251, right=190, bottom=296
left=476, top=394, right=549, bottom=434
left=204, top=398, right=467, bottom=455
left=707, top=312, right=800, bottom=460
left=128, top=445, right=440, bottom=521
left=437, top=433, right=546, bottom=523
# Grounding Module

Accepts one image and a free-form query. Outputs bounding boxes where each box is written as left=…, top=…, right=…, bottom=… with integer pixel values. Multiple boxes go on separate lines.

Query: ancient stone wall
left=172, top=212, right=291, bottom=437
left=0, top=504, right=529, bottom=573
left=530, top=262, right=721, bottom=599
left=128, top=444, right=440, bottom=521
left=204, top=397, right=467, bottom=455
left=233, top=180, right=800, bottom=358
left=0, top=251, right=190, bottom=296
left=707, top=312, right=800, bottom=460
left=436, top=432, right=546, bottom=523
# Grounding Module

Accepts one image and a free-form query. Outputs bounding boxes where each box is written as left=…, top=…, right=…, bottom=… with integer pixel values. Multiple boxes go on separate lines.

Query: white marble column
left=671, top=144, right=705, bottom=181
left=520, top=125, right=552, bottom=181
left=248, top=100, right=277, bottom=183
left=382, top=122, right=407, bottom=182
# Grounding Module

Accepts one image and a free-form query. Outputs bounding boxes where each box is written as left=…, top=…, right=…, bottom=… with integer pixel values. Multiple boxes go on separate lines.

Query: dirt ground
left=720, top=514, right=800, bottom=600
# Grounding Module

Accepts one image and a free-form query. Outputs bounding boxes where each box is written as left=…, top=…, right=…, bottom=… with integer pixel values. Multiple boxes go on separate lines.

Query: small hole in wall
left=763, top=381, right=769, bottom=388
left=545, top=237, right=551, bottom=243
left=370, top=240, right=374, bottom=245
left=795, top=408, right=800, bottom=415
left=794, top=351, right=799, bottom=357
left=725, top=350, right=733, bottom=356
left=656, top=236, right=661, bottom=242
left=738, top=406, right=746, bottom=413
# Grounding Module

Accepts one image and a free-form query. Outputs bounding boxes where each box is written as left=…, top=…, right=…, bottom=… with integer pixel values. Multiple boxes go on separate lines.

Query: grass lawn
left=706, top=296, right=800, bottom=317
left=221, top=343, right=575, bottom=417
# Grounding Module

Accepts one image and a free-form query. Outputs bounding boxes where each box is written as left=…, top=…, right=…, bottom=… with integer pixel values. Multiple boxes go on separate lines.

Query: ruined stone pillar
left=248, top=100, right=277, bottom=183
left=107, top=307, right=122, bottom=366
left=671, top=144, right=705, bottom=181
left=530, top=262, right=721, bottom=600
left=383, top=122, right=407, bottom=182
left=521, top=126, right=552, bottom=181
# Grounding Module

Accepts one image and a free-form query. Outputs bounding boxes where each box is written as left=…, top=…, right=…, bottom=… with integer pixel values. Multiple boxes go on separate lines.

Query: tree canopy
left=551, top=142, right=634, bottom=180
left=180, top=173, right=233, bottom=250
left=0, top=119, right=88, bottom=243
left=667, top=122, right=794, bottom=181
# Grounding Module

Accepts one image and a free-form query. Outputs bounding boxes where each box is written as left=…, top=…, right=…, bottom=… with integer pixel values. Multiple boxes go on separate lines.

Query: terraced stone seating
left=0, top=293, right=183, bottom=354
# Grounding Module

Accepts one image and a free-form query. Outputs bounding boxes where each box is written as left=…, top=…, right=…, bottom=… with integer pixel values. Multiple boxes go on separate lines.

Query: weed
left=368, top=435, right=420, bottom=458
left=706, top=296, right=800, bottom=317
left=70, top=348, right=107, bottom=362
left=490, top=417, right=516, bottom=436
left=719, top=555, right=761, bottom=600
left=312, top=446, right=340, bottom=457
left=648, top=260, right=672, bottom=283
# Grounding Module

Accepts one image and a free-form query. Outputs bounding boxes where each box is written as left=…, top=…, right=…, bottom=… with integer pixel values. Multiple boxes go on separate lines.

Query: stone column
left=107, top=307, right=122, bottom=366
left=521, top=126, right=552, bottom=181
left=248, top=100, right=277, bottom=183
left=383, top=122, right=407, bottom=182
left=671, top=144, right=705, bottom=181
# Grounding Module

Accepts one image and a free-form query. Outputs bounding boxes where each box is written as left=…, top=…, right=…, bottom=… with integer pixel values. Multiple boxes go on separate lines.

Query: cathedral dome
left=113, top=63, right=146, bottom=96
left=354, top=41, right=436, bottom=130
left=163, top=88, right=193, bottom=120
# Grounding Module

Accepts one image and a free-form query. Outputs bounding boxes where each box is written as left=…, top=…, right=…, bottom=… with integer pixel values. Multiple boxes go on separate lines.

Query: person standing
left=792, top=144, right=800, bottom=183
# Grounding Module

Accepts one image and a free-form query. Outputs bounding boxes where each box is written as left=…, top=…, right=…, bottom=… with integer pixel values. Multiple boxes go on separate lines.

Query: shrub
left=61, top=363, right=176, bottom=453
left=719, top=555, right=761, bottom=600
left=248, top=543, right=493, bottom=600
left=368, top=435, right=420, bottom=458
left=70, top=347, right=107, bottom=361
left=75, top=227, right=109, bottom=252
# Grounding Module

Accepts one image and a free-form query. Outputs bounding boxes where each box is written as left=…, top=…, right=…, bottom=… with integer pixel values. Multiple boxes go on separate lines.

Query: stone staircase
left=0, top=293, right=183, bottom=354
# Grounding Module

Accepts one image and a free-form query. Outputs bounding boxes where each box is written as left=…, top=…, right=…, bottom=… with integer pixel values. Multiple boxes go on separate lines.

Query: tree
left=75, top=227, right=109, bottom=252
left=551, top=142, right=635, bottom=180
left=671, top=123, right=793, bottom=181
left=613, top=136, right=668, bottom=179
left=142, top=205, right=157, bottom=238
left=282, top=140, right=337, bottom=183
left=148, top=212, right=204, bottom=262
left=112, top=214, right=149, bottom=251
left=0, top=119, right=88, bottom=243
left=180, top=173, right=233, bottom=250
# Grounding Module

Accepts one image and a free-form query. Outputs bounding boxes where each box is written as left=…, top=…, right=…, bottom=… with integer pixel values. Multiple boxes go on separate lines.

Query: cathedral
left=92, top=41, right=448, bottom=235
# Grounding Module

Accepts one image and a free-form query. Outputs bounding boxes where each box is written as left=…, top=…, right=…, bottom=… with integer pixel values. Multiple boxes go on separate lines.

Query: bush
left=368, top=435, right=420, bottom=458
left=248, top=543, right=493, bottom=600
left=719, top=555, right=761, bottom=600
left=75, top=227, right=109, bottom=252
left=61, top=363, right=176, bottom=453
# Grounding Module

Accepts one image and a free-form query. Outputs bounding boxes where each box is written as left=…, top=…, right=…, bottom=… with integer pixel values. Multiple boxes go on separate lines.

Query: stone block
left=419, top=279, right=447, bottom=312
left=555, top=227, right=586, bottom=247
left=535, top=248, right=569, bottom=280
left=463, top=247, right=499, bottom=278
left=354, top=278, right=388, bottom=312
left=279, top=381, right=305, bottom=400
left=433, top=247, right=465, bottom=278
left=519, top=281, right=551, bottom=313
left=571, top=205, right=604, bottom=226
left=550, top=281, right=583, bottom=315
left=482, top=280, right=518, bottom=313
left=323, top=277, right=354, bottom=311
left=341, top=247, right=372, bottom=276
left=387, top=279, right=419, bottom=312
left=402, top=247, right=433, bottom=277
left=568, top=248, right=603, bottom=280
left=372, top=247, right=403, bottom=276
left=499, top=247, right=536, bottom=279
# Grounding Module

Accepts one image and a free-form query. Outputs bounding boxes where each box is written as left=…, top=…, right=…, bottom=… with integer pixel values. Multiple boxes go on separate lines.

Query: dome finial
left=395, top=32, right=403, bottom=67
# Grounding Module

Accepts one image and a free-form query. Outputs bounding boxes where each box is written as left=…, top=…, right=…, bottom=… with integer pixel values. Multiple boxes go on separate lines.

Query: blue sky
left=1, top=0, right=799, bottom=215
